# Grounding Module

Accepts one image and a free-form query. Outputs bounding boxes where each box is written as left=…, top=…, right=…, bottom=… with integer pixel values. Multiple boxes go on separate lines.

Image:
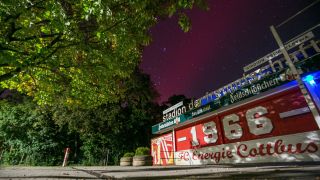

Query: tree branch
left=0, top=44, right=29, bottom=55
left=48, top=34, right=63, bottom=47
left=3, top=13, right=21, bottom=22
left=11, top=33, right=62, bottom=42
left=42, top=42, right=77, bottom=60
left=101, top=16, right=131, bottom=34
left=26, top=0, right=47, bottom=10
left=0, top=68, right=22, bottom=82
left=6, top=21, right=22, bottom=41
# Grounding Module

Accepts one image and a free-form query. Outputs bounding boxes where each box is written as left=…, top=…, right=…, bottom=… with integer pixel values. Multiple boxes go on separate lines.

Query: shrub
left=135, top=147, right=150, bottom=156
left=123, top=152, right=135, bottom=157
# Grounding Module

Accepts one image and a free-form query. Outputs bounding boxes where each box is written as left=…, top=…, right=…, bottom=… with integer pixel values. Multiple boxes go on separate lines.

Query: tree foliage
left=0, top=0, right=208, bottom=108
left=0, top=0, right=208, bottom=166
left=0, top=71, right=194, bottom=165
left=0, top=70, right=161, bottom=165
left=0, top=96, right=77, bottom=165
left=51, top=69, right=160, bottom=164
left=164, top=94, right=190, bottom=106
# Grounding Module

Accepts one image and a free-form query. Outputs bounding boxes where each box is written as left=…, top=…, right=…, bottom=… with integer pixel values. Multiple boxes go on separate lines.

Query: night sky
left=141, top=0, right=320, bottom=103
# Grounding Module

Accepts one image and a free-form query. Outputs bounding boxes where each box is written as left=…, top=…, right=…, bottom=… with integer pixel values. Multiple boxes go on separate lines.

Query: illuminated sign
left=151, top=31, right=320, bottom=166
left=151, top=133, right=174, bottom=166
left=192, top=37, right=320, bottom=109
left=163, top=101, right=183, bottom=114
left=160, top=36, right=319, bottom=124
left=229, top=74, right=285, bottom=104
left=153, top=34, right=319, bottom=133
left=152, top=71, right=290, bottom=134
left=174, top=87, right=320, bottom=165
left=162, top=101, right=188, bottom=121
left=153, top=115, right=186, bottom=133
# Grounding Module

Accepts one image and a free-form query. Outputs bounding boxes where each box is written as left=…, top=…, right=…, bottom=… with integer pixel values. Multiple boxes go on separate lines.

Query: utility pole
left=270, top=25, right=320, bottom=128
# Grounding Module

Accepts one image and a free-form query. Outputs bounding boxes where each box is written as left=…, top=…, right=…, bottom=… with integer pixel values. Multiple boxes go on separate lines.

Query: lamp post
left=270, top=25, right=320, bottom=128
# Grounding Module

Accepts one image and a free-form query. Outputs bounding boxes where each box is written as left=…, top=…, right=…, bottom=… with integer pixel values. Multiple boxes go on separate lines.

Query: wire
left=284, top=23, right=320, bottom=44
left=276, top=0, right=320, bottom=28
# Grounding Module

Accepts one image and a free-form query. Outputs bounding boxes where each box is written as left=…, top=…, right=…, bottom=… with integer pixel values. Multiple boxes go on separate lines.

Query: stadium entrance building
left=151, top=31, right=320, bottom=165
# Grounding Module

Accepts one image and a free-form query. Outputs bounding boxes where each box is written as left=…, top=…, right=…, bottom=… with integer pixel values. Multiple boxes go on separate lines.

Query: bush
left=135, top=147, right=150, bottom=156
left=123, top=152, right=135, bottom=157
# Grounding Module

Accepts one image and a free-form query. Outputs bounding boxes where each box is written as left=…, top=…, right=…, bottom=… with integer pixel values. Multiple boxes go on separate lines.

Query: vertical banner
left=151, top=133, right=174, bottom=165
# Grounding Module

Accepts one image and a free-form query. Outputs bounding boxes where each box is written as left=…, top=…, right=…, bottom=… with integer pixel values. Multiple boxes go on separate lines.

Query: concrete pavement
left=1, top=163, right=320, bottom=179
left=0, top=166, right=98, bottom=179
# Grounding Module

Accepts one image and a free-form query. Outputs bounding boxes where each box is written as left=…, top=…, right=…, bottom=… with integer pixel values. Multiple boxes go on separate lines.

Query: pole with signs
left=270, top=25, right=320, bottom=128
left=172, top=128, right=176, bottom=165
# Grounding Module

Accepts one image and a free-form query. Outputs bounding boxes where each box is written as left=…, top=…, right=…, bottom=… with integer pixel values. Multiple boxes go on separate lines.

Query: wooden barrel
left=120, top=157, right=133, bottom=166
left=132, top=155, right=153, bottom=166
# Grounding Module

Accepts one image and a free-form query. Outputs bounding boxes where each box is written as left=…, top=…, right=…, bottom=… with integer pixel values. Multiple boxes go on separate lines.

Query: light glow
left=304, top=75, right=316, bottom=86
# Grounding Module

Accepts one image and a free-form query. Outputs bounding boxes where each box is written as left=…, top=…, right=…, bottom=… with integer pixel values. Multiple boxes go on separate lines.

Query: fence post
left=62, top=147, right=70, bottom=167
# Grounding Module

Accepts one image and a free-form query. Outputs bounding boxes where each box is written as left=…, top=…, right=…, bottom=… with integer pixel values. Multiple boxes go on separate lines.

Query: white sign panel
left=175, top=130, right=320, bottom=165
left=163, top=101, right=183, bottom=114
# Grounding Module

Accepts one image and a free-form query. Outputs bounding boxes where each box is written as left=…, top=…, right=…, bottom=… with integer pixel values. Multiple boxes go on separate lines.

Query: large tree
left=0, top=95, right=76, bottom=165
left=0, top=0, right=207, bottom=108
left=51, top=69, right=160, bottom=164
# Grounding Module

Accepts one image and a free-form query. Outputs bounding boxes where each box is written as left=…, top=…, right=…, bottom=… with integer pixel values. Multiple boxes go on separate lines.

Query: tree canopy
left=62, top=70, right=161, bottom=164
left=0, top=0, right=208, bottom=108
left=0, top=69, right=162, bottom=165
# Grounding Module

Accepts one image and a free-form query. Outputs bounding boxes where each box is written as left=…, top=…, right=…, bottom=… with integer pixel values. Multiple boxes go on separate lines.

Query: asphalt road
left=1, top=163, right=320, bottom=179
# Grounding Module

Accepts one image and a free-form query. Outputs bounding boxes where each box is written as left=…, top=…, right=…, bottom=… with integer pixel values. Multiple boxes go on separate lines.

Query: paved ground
left=1, top=163, right=320, bottom=179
